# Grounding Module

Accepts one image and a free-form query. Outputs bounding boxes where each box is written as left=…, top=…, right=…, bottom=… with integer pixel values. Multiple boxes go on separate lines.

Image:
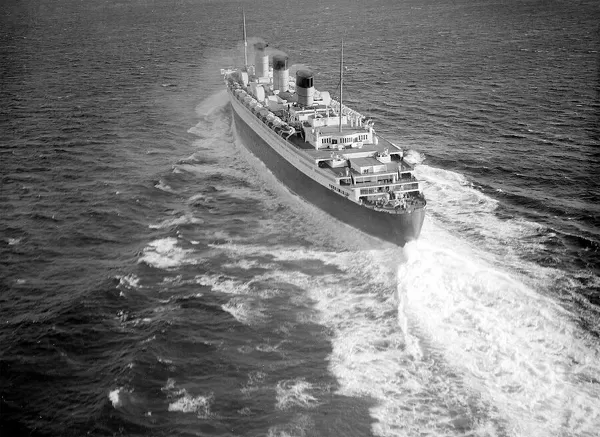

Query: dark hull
left=231, top=107, right=425, bottom=246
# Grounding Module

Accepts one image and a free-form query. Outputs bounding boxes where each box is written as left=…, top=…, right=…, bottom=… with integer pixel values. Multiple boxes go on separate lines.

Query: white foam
left=117, top=273, right=140, bottom=289
left=196, top=273, right=252, bottom=294
left=296, top=249, right=470, bottom=435
left=403, top=149, right=425, bottom=165
left=222, top=297, right=266, bottom=325
left=175, top=157, right=239, bottom=180
left=208, top=242, right=339, bottom=265
left=168, top=391, right=213, bottom=418
left=187, top=192, right=215, bottom=204
left=149, top=213, right=204, bottom=229
left=241, top=370, right=267, bottom=397
left=275, top=378, right=319, bottom=411
left=163, top=377, right=176, bottom=391
left=160, top=275, right=183, bottom=285
left=158, top=292, right=203, bottom=304
left=415, top=164, right=548, bottom=263
left=7, top=237, right=21, bottom=245
left=139, top=237, right=197, bottom=269
left=221, top=259, right=262, bottom=270
left=108, top=388, right=124, bottom=408
left=116, top=309, right=155, bottom=327
left=154, top=180, right=173, bottom=193
left=256, top=340, right=288, bottom=354
left=163, top=378, right=213, bottom=418
left=399, top=233, right=600, bottom=436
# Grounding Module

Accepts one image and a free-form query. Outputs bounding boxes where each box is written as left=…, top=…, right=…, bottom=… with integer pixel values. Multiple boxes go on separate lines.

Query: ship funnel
left=296, top=69, right=314, bottom=106
left=253, top=42, right=269, bottom=78
left=272, top=54, right=289, bottom=92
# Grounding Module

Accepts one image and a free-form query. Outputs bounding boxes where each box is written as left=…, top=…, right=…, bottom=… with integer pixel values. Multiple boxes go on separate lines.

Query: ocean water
left=1, top=0, right=599, bottom=436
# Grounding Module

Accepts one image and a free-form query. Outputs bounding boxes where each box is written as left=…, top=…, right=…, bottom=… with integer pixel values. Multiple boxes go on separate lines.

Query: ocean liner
left=220, top=20, right=426, bottom=246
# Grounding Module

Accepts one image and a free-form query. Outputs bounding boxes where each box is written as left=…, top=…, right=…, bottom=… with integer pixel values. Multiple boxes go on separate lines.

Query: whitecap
left=148, top=213, right=204, bottom=229
left=195, top=274, right=252, bottom=294
left=154, top=180, right=174, bottom=193
left=222, top=297, right=265, bottom=325
left=275, top=378, right=319, bottom=411
left=108, top=388, right=124, bottom=408
left=139, top=237, right=197, bottom=269
left=163, top=379, right=213, bottom=419
left=168, top=392, right=212, bottom=418
left=117, top=273, right=141, bottom=289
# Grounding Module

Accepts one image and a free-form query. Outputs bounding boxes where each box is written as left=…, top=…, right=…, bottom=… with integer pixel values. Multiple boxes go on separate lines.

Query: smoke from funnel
left=271, top=50, right=289, bottom=91
left=253, top=41, right=269, bottom=78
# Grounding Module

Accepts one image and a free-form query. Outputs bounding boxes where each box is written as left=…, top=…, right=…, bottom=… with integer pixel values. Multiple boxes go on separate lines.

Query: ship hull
left=228, top=95, right=425, bottom=246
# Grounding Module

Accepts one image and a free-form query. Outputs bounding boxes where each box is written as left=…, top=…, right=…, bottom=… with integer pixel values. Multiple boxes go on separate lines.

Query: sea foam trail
left=400, top=226, right=600, bottom=436
left=209, top=243, right=496, bottom=435
left=210, top=240, right=600, bottom=436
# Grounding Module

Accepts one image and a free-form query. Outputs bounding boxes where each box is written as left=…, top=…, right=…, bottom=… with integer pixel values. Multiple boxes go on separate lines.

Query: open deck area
left=287, top=133, right=405, bottom=162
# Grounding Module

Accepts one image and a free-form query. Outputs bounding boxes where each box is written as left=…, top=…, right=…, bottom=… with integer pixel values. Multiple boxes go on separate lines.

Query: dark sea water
left=1, top=0, right=599, bottom=436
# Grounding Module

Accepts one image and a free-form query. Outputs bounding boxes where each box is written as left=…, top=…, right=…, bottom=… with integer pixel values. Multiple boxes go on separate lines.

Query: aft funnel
left=296, top=69, right=314, bottom=106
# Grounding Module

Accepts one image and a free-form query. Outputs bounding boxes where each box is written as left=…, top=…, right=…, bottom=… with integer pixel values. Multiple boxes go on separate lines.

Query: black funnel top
left=296, top=69, right=313, bottom=88
left=273, top=54, right=288, bottom=71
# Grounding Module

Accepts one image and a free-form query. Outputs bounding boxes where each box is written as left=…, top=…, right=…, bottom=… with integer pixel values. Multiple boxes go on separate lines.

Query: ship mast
left=242, top=9, right=248, bottom=69
left=339, top=39, right=343, bottom=133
